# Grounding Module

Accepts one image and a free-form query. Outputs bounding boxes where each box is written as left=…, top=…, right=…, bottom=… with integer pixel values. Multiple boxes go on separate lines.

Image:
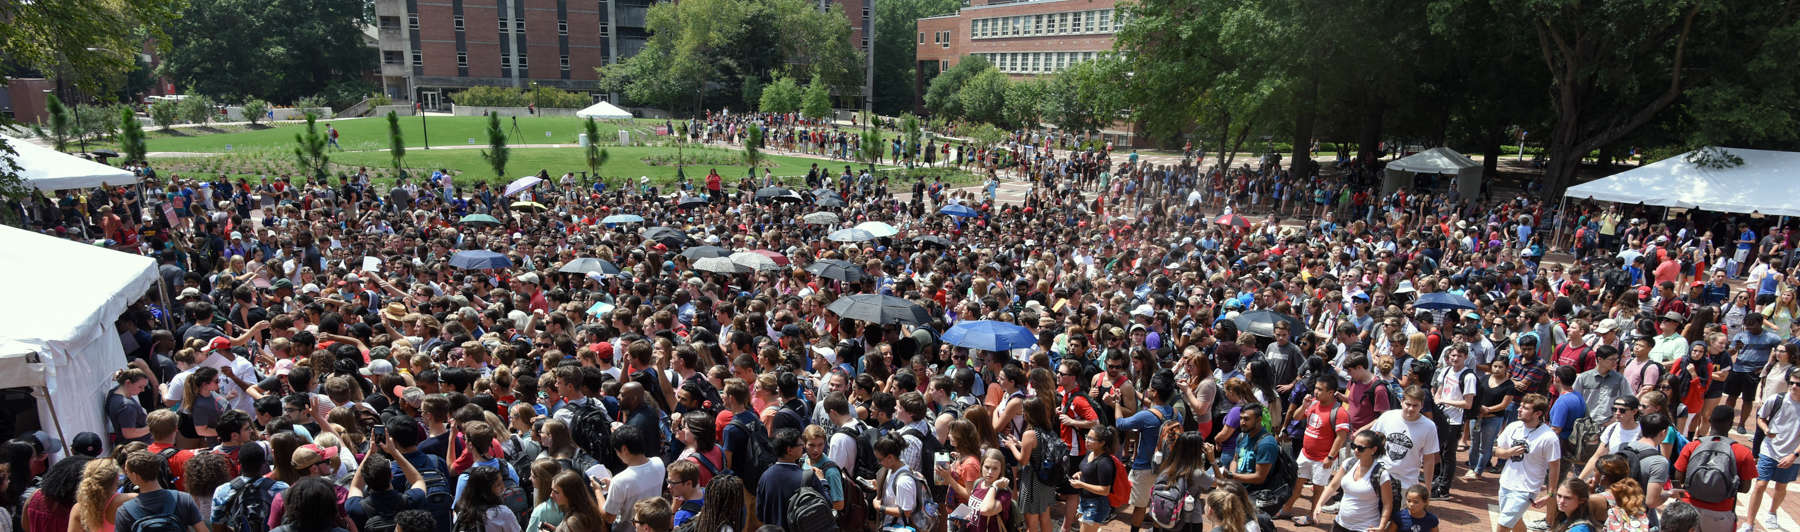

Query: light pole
left=419, top=102, right=430, bottom=150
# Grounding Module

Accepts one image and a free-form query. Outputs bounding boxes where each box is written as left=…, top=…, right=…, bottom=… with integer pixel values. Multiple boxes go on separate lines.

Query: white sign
left=362, top=256, right=382, bottom=272
left=619, top=130, right=630, bottom=145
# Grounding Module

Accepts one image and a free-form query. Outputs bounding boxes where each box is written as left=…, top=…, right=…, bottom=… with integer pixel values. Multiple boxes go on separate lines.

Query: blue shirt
left=1116, top=404, right=1176, bottom=470
left=453, top=457, right=521, bottom=506
left=1741, top=230, right=1758, bottom=251
left=1731, top=329, right=1783, bottom=373
left=1398, top=508, right=1439, bottom=532
left=1548, top=391, right=1586, bottom=443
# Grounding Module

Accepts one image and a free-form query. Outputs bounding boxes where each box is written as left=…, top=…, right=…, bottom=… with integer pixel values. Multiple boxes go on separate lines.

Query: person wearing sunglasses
left=1745, top=368, right=1800, bottom=531
left=1577, top=396, right=1641, bottom=483
left=1309, top=429, right=1392, bottom=532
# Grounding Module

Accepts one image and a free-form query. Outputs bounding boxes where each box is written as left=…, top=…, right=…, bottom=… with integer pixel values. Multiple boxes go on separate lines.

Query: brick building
left=915, top=0, right=1122, bottom=95
left=374, top=0, right=635, bottom=109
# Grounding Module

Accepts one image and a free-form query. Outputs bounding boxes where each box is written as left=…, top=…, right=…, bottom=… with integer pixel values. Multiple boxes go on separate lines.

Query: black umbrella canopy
left=755, top=186, right=804, bottom=203
left=827, top=293, right=932, bottom=325
left=642, top=226, right=690, bottom=248
left=911, top=235, right=953, bottom=249
left=805, top=258, right=866, bottom=283
left=680, top=245, right=731, bottom=260
left=1232, top=309, right=1305, bottom=339
left=677, top=197, right=709, bottom=209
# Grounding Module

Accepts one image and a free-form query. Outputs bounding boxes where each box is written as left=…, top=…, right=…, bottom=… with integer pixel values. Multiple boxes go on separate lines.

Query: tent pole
left=36, top=384, right=67, bottom=460
left=1551, top=195, right=1568, bottom=253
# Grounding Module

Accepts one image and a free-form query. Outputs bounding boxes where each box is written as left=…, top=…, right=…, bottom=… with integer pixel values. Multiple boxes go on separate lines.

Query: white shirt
left=603, top=458, right=666, bottom=529
left=1600, top=422, right=1641, bottom=454
left=1433, top=366, right=1477, bottom=425
left=1370, top=410, right=1439, bottom=489
left=879, top=466, right=920, bottom=527
left=828, top=421, right=861, bottom=474
left=1497, top=421, right=1562, bottom=494
left=1335, top=460, right=1390, bottom=531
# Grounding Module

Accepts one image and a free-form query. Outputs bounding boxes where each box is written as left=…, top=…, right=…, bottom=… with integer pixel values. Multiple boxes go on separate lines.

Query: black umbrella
left=558, top=257, right=621, bottom=276
left=755, top=186, right=805, bottom=203
left=911, top=235, right=953, bottom=249
left=677, top=197, right=709, bottom=209
left=827, top=293, right=932, bottom=326
left=681, top=245, right=731, bottom=260
left=91, top=149, right=120, bottom=158
left=1232, top=309, right=1305, bottom=339
left=805, top=259, right=866, bottom=283
left=642, top=226, right=690, bottom=248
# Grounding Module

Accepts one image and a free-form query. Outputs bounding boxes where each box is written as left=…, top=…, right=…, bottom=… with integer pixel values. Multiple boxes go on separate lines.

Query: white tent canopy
left=1382, top=147, right=1483, bottom=199
left=0, top=224, right=159, bottom=449
left=575, top=101, right=634, bottom=119
left=1, top=135, right=136, bottom=191
left=1565, top=147, right=1800, bottom=217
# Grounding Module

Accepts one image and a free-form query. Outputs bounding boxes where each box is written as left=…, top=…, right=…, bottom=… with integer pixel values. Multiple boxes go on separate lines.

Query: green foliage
left=744, top=124, right=765, bottom=171
left=369, top=93, right=392, bottom=107
left=923, top=56, right=991, bottom=119
left=584, top=118, right=609, bottom=177
left=242, top=99, right=272, bottom=126
left=293, top=113, right=330, bottom=180
left=901, top=113, right=923, bottom=158
left=857, top=113, right=883, bottom=173
left=294, top=95, right=329, bottom=111
left=742, top=76, right=765, bottom=111
left=601, top=0, right=860, bottom=113
left=74, top=105, right=121, bottom=149
left=759, top=76, right=803, bottom=114
left=872, top=0, right=963, bottom=114
left=387, top=111, right=406, bottom=173
left=958, top=68, right=1009, bottom=126
left=1002, top=79, right=1047, bottom=129
left=0, top=138, right=31, bottom=226
left=0, top=0, right=180, bottom=100
left=119, top=108, right=148, bottom=165
left=802, top=78, right=833, bottom=121
left=1045, top=57, right=1127, bottom=134
left=160, top=0, right=375, bottom=104
left=482, top=112, right=510, bottom=179
left=43, top=95, right=71, bottom=151
left=531, top=86, right=593, bottom=108
left=179, top=94, right=216, bottom=126
left=150, top=100, right=180, bottom=131
left=454, top=86, right=532, bottom=108
left=965, top=122, right=1006, bottom=148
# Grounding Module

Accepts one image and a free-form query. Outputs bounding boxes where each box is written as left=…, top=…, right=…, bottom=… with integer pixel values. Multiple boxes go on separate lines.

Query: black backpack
left=221, top=477, right=276, bottom=532
left=1618, top=441, right=1661, bottom=489
left=836, top=423, right=880, bottom=480
left=1062, top=391, right=1113, bottom=434
left=900, top=425, right=942, bottom=473
left=156, top=447, right=182, bottom=489
left=127, top=493, right=193, bottom=532
left=566, top=400, right=618, bottom=472
left=1034, top=428, right=1073, bottom=489
left=729, top=418, right=778, bottom=487
left=784, top=477, right=840, bottom=532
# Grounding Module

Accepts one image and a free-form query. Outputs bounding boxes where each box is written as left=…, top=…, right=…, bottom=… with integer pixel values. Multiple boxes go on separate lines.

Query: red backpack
left=1108, top=455, right=1133, bottom=508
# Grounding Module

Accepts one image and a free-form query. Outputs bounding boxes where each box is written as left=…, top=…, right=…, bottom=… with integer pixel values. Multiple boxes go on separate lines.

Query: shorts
left=1297, top=454, right=1333, bottom=484
left=1128, top=468, right=1156, bottom=507
left=1078, top=497, right=1112, bottom=524
left=1495, top=487, right=1534, bottom=528
left=1727, top=370, right=1762, bottom=400
left=1759, top=455, right=1800, bottom=483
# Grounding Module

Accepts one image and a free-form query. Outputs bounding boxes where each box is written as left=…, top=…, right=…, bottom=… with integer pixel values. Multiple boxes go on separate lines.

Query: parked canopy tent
left=1382, top=147, right=1482, bottom=199
left=1564, top=147, right=1800, bottom=217
left=0, top=224, right=159, bottom=451
left=575, top=101, right=634, bottom=120
left=1, top=135, right=136, bottom=191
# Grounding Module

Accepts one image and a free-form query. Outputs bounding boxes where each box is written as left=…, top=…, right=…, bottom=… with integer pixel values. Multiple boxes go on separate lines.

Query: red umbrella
left=750, top=249, right=789, bottom=266
left=1216, top=213, right=1251, bottom=230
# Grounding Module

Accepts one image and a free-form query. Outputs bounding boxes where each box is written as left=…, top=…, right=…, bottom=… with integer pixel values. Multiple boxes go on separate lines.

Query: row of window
left=436, top=52, right=572, bottom=71
left=970, top=9, right=1117, bottom=39
left=972, top=50, right=1102, bottom=74
left=921, top=29, right=952, bottom=48
left=445, top=15, right=572, bottom=36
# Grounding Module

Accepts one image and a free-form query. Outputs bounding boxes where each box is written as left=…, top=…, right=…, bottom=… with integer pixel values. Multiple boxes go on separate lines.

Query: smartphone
left=372, top=425, right=386, bottom=443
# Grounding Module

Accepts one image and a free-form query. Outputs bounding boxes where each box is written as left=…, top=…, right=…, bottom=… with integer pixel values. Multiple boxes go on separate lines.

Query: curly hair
left=38, top=455, right=92, bottom=504
left=74, top=459, right=121, bottom=529
left=184, top=452, right=232, bottom=503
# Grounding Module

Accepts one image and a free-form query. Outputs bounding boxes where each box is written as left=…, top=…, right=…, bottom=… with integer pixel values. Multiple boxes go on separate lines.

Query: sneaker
left=1762, top=513, right=1782, bottom=530
left=1737, top=425, right=1751, bottom=435
left=1527, top=519, right=1551, bottom=532
left=1320, top=502, right=1340, bottom=513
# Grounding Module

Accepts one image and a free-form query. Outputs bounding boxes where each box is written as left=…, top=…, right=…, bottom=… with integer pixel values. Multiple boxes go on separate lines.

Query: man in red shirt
left=1285, top=378, right=1349, bottom=524
left=144, top=409, right=195, bottom=490
left=1055, top=358, right=1100, bottom=532
left=1673, top=405, right=1757, bottom=532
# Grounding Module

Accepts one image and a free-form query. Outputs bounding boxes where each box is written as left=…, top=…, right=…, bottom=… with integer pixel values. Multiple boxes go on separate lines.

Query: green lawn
left=135, top=116, right=663, bottom=153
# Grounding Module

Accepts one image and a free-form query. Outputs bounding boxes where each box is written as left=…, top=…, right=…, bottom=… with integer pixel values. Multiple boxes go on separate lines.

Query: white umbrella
left=504, top=176, right=543, bottom=197
left=855, top=221, right=899, bottom=238
left=803, top=212, right=841, bottom=225
left=729, top=251, right=781, bottom=272
left=693, top=256, right=750, bottom=274
left=827, top=228, right=878, bottom=242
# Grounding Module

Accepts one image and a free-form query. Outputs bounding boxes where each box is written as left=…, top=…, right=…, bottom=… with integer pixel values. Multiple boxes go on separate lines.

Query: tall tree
left=0, top=0, right=179, bottom=99
left=294, top=113, right=329, bottom=180
left=922, top=55, right=991, bottom=119
left=160, top=0, right=375, bottom=104
left=119, top=108, right=147, bottom=166
left=871, top=0, right=962, bottom=114
left=760, top=76, right=803, bottom=114
left=858, top=113, right=884, bottom=175
left=802, top=76, right=834, bottom=121
left=1045, top=57, right=1127, bottom=136
left=43, top=95, right=71, bottom=152
left=585, top=118, right=611, bottom=180
left=1002, top=79, right=1047, bottom=130
left=744, top=124, right=765, bottom=171
left=387, top=111, right=406, bottom=176
left=602, top=0, right=861, bottom=114
left=482, top=112, right=510, bottom=180
left=958, top=68, right=1009, bottom=127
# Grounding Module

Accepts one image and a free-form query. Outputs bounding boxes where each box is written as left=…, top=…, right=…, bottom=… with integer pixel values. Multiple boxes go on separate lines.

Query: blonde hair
left=75, top=459, right=122, bottom=529
left=1406, top=332, right=1429, bottom=358
left=1203, top=489, right=1248, bottom=532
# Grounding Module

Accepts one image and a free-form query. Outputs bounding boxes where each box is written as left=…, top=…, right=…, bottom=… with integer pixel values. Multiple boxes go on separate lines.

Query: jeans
left=1469, top=415, right=1507, bottom=473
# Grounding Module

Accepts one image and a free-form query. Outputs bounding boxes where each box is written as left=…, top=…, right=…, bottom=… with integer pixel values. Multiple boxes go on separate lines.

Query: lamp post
left=419, top=101, right=430, bottom=150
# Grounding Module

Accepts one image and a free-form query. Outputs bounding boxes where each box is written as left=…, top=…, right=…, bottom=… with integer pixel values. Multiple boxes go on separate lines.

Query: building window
left=561, top=55, right=570, bottom=70
left=919, top=32, right=925, bottom=44
left=453, top=15, right=464, bottom=31
left=502, top=55, right=511, bottom=69
left=518, top=54, right=527, bottom=68
left=408, top=14, right=420, bottom=29
left=457, top=52, right=468, bottom=67
left=411, top=51, right=422, bottom=65
left=559, top=21, right=569, bottom=35
left=516, top=19, right=525, bottom=32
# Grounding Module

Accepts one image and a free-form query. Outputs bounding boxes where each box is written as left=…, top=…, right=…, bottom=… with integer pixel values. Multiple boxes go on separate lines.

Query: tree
left=584, top=118, right=610, bottom=179
left=387, top=111, right=406, bottom=175
left=43, top=95, right=71, bottom=152
left=1045, top=57, right=1128, bottom=135
left=741, top=75, right=764, bottom=111
left=178, top=95, right=215, bottom=126
left=160, top=0, right=375, bottom=104
left=965, top=122, right=1006, bottom=149
left=958, top=68, right=1009, bottom=126
left=243, top=99, right=272, bottom=126
left=759, top=76, right=803, bottom=114
left=872, top=0, right=962, bottom=114
left=900, top=113, right=923, bottom=163
left=923, top=56, right=991, bottom=119
left=119, top=107, right=147, bottom=166
left=293, top=112, right=329, bottom=180
left=1002, top=79, right=1047, bottom=130
left=150, top=100, right=180, bottom=131
left=74, top=105, right=119, bottom=152
left=802, top=77, right=833, bottom=121
left=0, top=0, right=180, bottom=99
left=744, top=124, right=765, bottom=171
left=601, top=0, right=861, bottom=113
left=482, top=112, right=509, bottom=180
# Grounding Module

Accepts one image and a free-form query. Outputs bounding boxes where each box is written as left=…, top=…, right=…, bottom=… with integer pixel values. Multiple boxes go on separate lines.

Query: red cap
left=206, top=337, right=233, bottom=352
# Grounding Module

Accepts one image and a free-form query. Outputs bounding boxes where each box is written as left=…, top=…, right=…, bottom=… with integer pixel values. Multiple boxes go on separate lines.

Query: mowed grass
left=136, top=116, right=663, bottom=153
left=331, top=145, right=865, bottom=182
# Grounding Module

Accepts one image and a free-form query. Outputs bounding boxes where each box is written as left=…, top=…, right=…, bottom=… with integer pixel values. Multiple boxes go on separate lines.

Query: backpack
left=1569, top=416, right=1607, bottom=469
left=125, top=494, right=190, bottom=532
left=784, top=477, right=840, bottom=532
left=827, top=461, right=871, bottom=531
left=776, top=400, right=809, bottom=433
left=1360, top=379, right=1400, bottom=414
left=221, top=477, right=277, bottom=532
left=1062, top=390, right=1113, bottom=432
left=1618, top=441, right=1661, bottom=489
left=894, top=468, right=941, bottom=531
left=1033, top=429, right=1073, bottom=489
left=1244, top=434, right=1295, bottom=516
left=496, top=462, right=532, bottom=525
left=410, top=454, right=455, bottom=508
left=728, top=418, right=778, bottom=486
left=157, top=447, right=181, bottom=488
left=837, top=423, right=880, bottom=480
left=566, top=400, right=617, bottom=472
left=506, top=435, right=539, bottom=494
left=1147, top=472, right=1207, bottom=528
left=899, top=425, right=943, bottom=475
left=1683, top=436, right=1743, bottom=504
left=1106, top=455, right=1132, bottom=509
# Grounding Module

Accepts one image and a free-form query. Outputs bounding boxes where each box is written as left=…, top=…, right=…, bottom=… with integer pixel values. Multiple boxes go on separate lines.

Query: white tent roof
left=0, top=224, right=159, bottom=448
left=1565, top=147, right=1800, bottom=217
left=575, top=101, right=634, bottom=119
left=1386, top=147, right=1479, bottom=174
left=1, top=135, right=136, bottom=191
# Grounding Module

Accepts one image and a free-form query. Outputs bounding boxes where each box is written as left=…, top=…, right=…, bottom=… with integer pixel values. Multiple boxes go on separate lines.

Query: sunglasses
left=1349, top=442, right=1371, bottom=453
left=1613, top=406, right=1633, bottom=413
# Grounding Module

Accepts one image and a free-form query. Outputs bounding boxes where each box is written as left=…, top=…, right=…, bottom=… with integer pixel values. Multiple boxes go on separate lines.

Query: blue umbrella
left=1415, top=291, right=1477, bottom=311
left=942, top=320, right=1037, bottom=351
left=940, top=203, right=981, bottom=217
left=449, top=250, right=513, bottom=270
left=601, top=214, right=646, bottom=224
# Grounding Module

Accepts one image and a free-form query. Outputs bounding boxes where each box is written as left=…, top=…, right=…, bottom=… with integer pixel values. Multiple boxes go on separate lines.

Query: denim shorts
left=1496, top=487, right=1534, bottom=528
left=1078, top=497, right=1112, bottom=524
left=1758, top=454, right=1800, bottom=483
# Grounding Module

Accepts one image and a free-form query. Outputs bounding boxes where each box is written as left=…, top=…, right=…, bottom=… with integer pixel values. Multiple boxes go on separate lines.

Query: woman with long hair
left=68, top=459, right=131, bottom=532
left=1724, top=290, right=1755, bottom=330
left=452, top=465, right=520, bottom=531
left=937, top=419, right=984, bottom=509
left=268, top=431, right=308, bottom=484
left=1764, top=289, right=1799, bottom=339
left=23, top=456, right=90, bottom=532
left=1068, top=426, right=1119, bottom=532
left=1467, top=357, right=1518, bottom=480
left=1178, top=349, right=1219, bottom=436
left=964, top=448, right=1014, bottom=532
left=276, top=477, right=349, bottom=532
left=1155, top=431, right=1215, bottom=532
left=107, top=368, right=152, bottom=444
left=962, top=405, right=1009, bottom=464
left=180, top=366, right=227, bottom=443
left=548, top=471, right=604, bottom=532
left=1007, top=396, right=1060, bottom=532
left=524, top=460, right=566, bottom=531
left=1202, top=488, right=1250, bottom=532
left=1212, top=378, right=1257, bottom=446
left=689, top=474, right=746, bottom=532
left=1602, top=478, right=1650, bottom=532
left=676, top=414, right=724, bottom=489
left=1552, top=478, right=1597, bottom=532
left=534, top=420, right=598, bottom=474
left=1312, top=430, right=1393, bottom=532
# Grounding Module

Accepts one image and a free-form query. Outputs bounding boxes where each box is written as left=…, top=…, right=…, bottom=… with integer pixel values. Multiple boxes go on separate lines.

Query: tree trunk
left=1481, top=127, right=1503, bottom=179
left=1214, top=110, right=1232, bottom=171
left=1357, top=99, right=1384, bottom=166
left=1290, top=73, right=1318, bottom=178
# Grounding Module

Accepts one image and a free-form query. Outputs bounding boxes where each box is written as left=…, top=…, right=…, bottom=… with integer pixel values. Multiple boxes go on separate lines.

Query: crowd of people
left=4, top=112, right=1800, bottom=532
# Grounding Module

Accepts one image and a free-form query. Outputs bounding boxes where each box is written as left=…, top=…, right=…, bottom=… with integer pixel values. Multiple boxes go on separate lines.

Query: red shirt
left=1673, top=436, right=1756, bottom=512
left=1057, top=388, right=1097, bottom=454
left=23, top=491, right=70, bottom=532
left=1300, top=401, right=1350, bottom=461
left=146, top=442, right=195, bottom=491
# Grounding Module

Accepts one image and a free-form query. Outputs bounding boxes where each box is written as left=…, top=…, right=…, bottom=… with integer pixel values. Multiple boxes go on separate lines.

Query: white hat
left=515, top=272, right=541, bottom=285
left=301, top=283, right=321, bottom=294
left=179, top=287, right=201, bottom=299
left=1131, top=304, right=1155, bottom=317
left=1394, top=280, right=1417, bottom=294
left=230, top=231, right=243, bottom=240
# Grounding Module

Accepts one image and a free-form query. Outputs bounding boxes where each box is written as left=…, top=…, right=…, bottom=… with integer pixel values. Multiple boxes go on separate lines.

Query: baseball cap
left=70, top=432, right=103, bottom=457
left=179, top=287, right=201, bottom=299
left=206, top=337, right=233, bottom=352
left=515, top=272, right=540, bottom=285
left=361, top=359, right=395, bottom=376
left=23, top=430, right=61, bottom=455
